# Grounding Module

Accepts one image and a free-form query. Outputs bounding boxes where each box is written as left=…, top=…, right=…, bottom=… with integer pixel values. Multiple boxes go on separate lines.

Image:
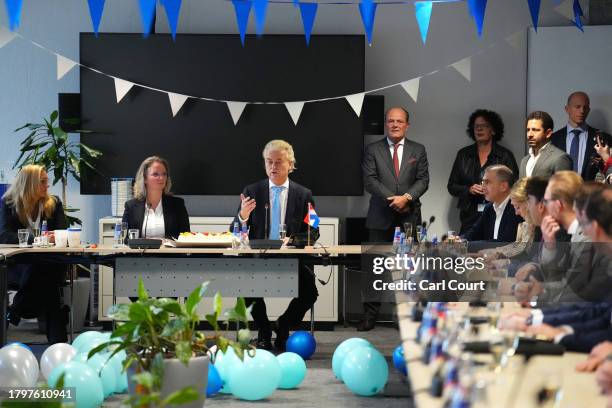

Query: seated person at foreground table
left=0, top=165, right=68, bottom=343
left=233, top=139, right=318, bottom=352
left=122, top=155, right=190, bottom=240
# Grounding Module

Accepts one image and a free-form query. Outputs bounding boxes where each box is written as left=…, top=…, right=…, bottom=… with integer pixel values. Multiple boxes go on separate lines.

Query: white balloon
left=40, top=343, right=77, bottom=380
left=0, top=345, right=40, bottom=387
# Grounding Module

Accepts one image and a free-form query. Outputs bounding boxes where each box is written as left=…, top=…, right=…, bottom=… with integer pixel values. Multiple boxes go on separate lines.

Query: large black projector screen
left=79, top=33, right=365, bottom=195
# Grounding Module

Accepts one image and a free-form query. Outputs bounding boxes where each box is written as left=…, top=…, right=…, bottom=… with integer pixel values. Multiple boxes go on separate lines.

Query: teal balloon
left=75, top=337, right=108, bottom=355
left=332, top=338, right=372, bottom=381
left=206, top=363, right=223, bottom=397
left=71, top=331, right=105, bottom=352
left=102, top=351, right=128, bottom=393
left=228, top=349, right=281, bottom=401
left=341, top=346, right=388, bottom=396
left=276, top=352, right=306, bottom=389
left=213, top=348, right=242, bottom=394
left=47, top=361, right=104, bottom=408
left=72, top=353, right=117, bottom=398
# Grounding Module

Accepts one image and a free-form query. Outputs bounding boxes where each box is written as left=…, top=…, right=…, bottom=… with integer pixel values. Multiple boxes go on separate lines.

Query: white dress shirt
left=386, top=137, right=405, bottom=168
left=142, top=201, right=165, bottom=238
left=566, top=124, right=588, bottom=173
left=492, top=195, right=510, bottom=240
left=269, top=178, right=290, bottom=227
left=526, top=142, right=550, bottom=176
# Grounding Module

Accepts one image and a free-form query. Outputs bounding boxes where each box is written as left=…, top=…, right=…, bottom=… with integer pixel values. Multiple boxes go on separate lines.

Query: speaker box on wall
left=58, top=93, right=81, bottom=132
left=362, top=95, right=384, bottom=135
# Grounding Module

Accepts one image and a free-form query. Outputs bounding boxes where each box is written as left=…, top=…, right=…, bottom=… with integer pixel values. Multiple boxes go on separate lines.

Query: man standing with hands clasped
left=359, top=106, right=430, bottom=331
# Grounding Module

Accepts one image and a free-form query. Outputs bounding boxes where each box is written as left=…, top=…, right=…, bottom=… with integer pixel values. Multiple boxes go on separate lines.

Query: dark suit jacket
left=551, top=126, right=611, bottom=181
left=232, top=179, right=313, bottom=240
left=122, top=195, right=190, bottom=239
left=463, top=199, right=523, bottom=243
left=541, top=302, right=611, bottom=326
left=363, top=137, right=429, bottom=230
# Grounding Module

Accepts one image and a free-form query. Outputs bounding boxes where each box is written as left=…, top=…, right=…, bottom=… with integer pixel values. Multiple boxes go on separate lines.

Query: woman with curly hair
left=448, top=109, right=519, bottom=234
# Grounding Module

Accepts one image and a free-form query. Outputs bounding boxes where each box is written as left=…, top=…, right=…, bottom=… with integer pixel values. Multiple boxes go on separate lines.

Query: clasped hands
left=387, top=194, right=411, bottom=213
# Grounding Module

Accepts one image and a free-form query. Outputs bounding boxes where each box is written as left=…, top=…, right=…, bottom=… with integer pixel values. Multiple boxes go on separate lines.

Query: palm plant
left=13, top=110, right=102, bottom=225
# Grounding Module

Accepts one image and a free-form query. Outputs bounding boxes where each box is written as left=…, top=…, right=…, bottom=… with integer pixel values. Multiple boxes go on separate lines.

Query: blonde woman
left=0, top=165, right=68, bottom=343
left=480, top=177, right=536, bottom=260
left=122, top=156, right=189, bottom=240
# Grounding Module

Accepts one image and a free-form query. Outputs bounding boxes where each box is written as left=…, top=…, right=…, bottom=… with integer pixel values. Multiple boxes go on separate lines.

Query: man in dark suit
left=551, top=92, right=611, bottom=181
left=519, top=111, right=572, bottom=178
left=358, top=106, right=429, bottom=331
left=464, top=164, right=523, bottom=244
left=233, top=139, right=317, bottom=351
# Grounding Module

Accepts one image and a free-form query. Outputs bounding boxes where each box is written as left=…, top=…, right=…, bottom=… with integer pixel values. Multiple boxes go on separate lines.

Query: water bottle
left=232, top=221, right=240, bottom=249
left=41, top=220, right=48, bottom=246
left=113, top=221, right=122, bottom=248
left=240, top=221, right=249, bottom=249
left=392, top=226, right=401, bottom=251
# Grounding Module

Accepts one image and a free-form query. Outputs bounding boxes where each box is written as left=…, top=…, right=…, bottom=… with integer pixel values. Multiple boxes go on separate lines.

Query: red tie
left=393, top=143, right=400, bottom=177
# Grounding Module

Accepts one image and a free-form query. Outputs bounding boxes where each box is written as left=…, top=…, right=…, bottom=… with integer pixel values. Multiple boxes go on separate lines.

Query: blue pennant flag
left=253, top=0, right=268, bottom=36
left=415, top=2, right=432, bottom=45
left=299, top=2, right=318, bottom=46
left=161, top=0, right=182, bottom=41
left=87, top=0, right=106, bottom=37
left=472, top=0, right=487, bottom=37
left=467, top=0, right=476, bottom=19
left=4, top=0, right=23, bottom=31
left=526, top=0, right=541, bottom=31
left=359, top=0, right=378, bottom=46
left=293, top=0, right=299, bottom=6
left=138, top=0, right=157, bottom=38
left=232, top=0, right=252, bottom=46
left=573, top=0, right=584, bottom=31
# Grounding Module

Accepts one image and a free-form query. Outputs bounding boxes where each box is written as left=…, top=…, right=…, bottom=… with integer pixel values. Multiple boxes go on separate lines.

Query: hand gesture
left=239, top=194, right=256, bottom=220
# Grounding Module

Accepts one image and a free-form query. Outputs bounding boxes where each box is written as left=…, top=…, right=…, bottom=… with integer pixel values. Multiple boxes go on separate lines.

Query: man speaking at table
left=233, top=139, right=318, bottom=351
left=359, top=106, right=430, bottom=331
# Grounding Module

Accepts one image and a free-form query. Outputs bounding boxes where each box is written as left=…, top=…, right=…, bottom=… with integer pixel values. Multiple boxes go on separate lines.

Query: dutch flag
left=303, top=202, right=320, bottom=228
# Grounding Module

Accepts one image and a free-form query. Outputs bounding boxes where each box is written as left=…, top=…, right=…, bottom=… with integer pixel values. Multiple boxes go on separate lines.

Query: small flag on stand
left=303, top=203, right=320, bottom=228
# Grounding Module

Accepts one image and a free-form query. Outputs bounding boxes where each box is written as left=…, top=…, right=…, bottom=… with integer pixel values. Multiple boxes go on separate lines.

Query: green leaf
left=175, top=341, right=192, bottom=365
left=162, top=386, right=200, bottom=406
left=107, top=304, right=130, bottom=321
left=49, top=110, right=59, bottom=123
left=205, top=313, right=219, bottom=332
left=213, top=291, right=222, bottom=317
left=234, top=297, right=248, bottom=320
left=159, top=301, right=183, bottom=316
left=185, top=285, right=202, bottom=315
left=132, top=371, right=154, bottom=389
left=238, top=328, right=251, bottom=347
left=138, top=277, right=149, bottom=301
left=161, top=318, right=187, bottom=337
left=128, top=302, right=150, bottom=323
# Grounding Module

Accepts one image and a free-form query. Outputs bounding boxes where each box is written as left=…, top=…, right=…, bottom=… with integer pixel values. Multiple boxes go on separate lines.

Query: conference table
left=0, top=244, right=362, bottom=346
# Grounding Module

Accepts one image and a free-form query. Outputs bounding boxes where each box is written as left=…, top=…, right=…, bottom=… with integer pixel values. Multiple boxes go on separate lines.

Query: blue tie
left=269, top=186, right=284, bottom=239
left=569, top=129, right=581, bottom=172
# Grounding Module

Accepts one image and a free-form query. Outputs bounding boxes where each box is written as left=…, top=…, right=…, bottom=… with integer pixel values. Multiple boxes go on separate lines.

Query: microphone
left=264, top=203, right=269, bottom=239
left=143, top=202, right=150, bottom=239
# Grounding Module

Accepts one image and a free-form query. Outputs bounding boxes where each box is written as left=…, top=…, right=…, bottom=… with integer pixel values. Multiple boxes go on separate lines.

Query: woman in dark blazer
left=0, top=165, right=68, bottom=344
left=447, top=109, right=519, bottom=234
left=122, top=156, right=190, bottom=240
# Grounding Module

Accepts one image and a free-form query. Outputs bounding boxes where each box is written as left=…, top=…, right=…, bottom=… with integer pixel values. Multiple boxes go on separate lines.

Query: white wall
left=0, top=0, right=587, bottom=242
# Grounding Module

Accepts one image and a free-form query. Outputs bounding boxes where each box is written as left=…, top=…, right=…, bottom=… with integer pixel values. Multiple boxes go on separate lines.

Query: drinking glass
left=128, top=229, right=140, bottom=242
left=31, top=227, right=41, bottom=246
left=403, top=222, right=413, bottom=239
left=416, top=225, right=424, bottom=244
left=121, top=222, right=129, bottom=247
left=279, top=224, right=287, bottom=240
left=17, top=229, right=29, bottom=247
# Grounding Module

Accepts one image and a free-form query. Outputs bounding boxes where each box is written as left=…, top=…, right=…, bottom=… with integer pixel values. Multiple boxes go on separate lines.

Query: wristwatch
left=404, top=193, right=412, bottom=200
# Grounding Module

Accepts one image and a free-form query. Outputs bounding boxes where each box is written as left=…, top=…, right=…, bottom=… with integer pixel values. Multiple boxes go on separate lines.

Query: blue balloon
left=213, top=348, right=242, bottom=394
left=47, top=361, right=104, bottom=408
left=392, top=345, right=408, bottom=376
left=286, top=331, right=316, bottom=360
left=5, top=342, right=31, bottom=351
left=228, top=349, right=281, bottom=401
left=332, top=338, right=373, bottom=381
left=276, top=352, right=306, bottom=389
left=341, top=346, right=389, bottom=397
left=206, top=363, right=223, bottom=397
left=72, top=353, right=117, bottom=398
left=71, top=331, right=106, bottom=352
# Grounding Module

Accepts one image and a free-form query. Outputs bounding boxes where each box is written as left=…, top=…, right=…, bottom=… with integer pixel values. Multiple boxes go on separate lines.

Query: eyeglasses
left=147, top=172, right=167, bottom=178
left=474, top=124, right=492, bottom=130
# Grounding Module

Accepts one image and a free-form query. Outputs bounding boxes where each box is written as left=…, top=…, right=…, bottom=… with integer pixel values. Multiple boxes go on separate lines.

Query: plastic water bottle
left=113, top=221, right=122, bottom=247
left=41, top=220, right=48, bottom=246
left=232, top=222, right=240, bottom=249
left=392, top=226, right=401, bottom=251
left=240, top=221, right=249, bottom=249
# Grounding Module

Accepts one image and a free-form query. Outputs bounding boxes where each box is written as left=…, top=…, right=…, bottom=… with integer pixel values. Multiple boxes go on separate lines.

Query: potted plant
left=89, top=278, right=253, bottom=407
left=14, top=110, right=102, bottom=225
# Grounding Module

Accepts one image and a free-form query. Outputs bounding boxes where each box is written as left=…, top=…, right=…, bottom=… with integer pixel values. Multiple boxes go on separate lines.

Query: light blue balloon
left=47, top=361, right=104, bottom=408
left=206, top=363, right=223, bottom=397
left=332, top=338, right=373, bottom=381
left=341, top=346, right=388, bottom=397
left=72, top=353, right=117, bottom=398
left=71, top=331, right=106, bottom=352
left=213, top=348, right=242, bottom=394
left=228, top=349, right=281, bottom=401
left=75, top=337, right=108, bottom=355
left=101, top=351, right=128, bottom=393
left=276, top=352, right=306, bottom=389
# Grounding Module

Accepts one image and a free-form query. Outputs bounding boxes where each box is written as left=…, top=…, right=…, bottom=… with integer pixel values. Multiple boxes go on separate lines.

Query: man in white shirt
left=519, top=111, right=572, bottom=178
